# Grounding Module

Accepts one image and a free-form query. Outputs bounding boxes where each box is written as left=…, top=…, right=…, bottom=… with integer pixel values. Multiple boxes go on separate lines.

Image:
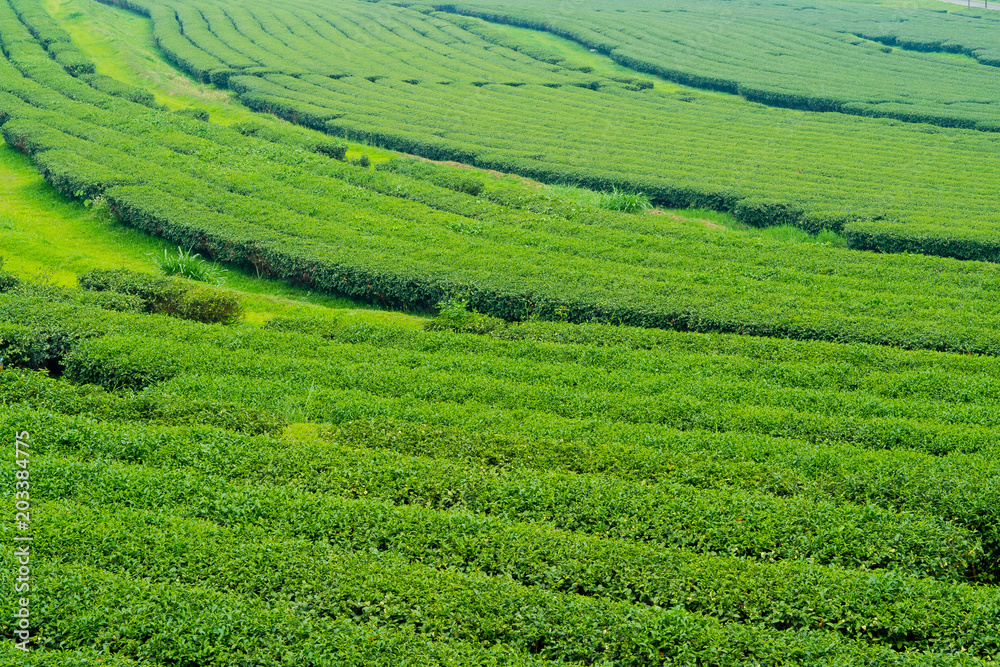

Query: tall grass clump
left=599, top=187, right=652, bottom=213
left=153, top=247, right=225, bottom=284
left=815, top=229, right=849, bottom=247
left=761, top=225, right=813, bottom=244
left=761, top=225, right=849, bottom=248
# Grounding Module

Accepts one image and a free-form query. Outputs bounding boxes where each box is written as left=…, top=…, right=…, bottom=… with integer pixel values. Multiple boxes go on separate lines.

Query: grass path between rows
left=0, top=142, right=421, bottom=328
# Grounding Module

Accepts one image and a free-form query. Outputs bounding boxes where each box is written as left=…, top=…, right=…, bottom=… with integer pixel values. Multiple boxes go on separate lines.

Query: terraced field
left=6, top=0, right=1000, bottom=350
left=3, top=0, right=1000, bottom=663
left=449, top=0, right=1000, bottom=128
left=4, top=278, right=1000, bottom=664
left=90, top=0, right=1000, bottom=261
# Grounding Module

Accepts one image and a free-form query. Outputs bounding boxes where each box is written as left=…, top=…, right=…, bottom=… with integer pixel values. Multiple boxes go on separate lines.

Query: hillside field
left=3, top=0, right=1000, bottom=664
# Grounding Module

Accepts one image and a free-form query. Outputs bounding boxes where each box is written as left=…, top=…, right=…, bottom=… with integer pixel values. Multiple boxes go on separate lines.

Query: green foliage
left=6, top=0, right=1000, bottom=355
left=0, top=272, right=19, bottom=292
left=7, top=561, right=546, bottom=666
left=733, top=196, right=804, bottom=229
left=77, top=0, right=1000, bottom=261
left=19, top=493, right=999, bottom=663
left=426, top=294, right=504, bottom=334
left=446, top=0, right=1000, bottom=129
left=174, top=282, right=242, bottom=325
left=761, top=224, right=814, bottom=243
left=80, top=72, right=159, bottom=108
left=312, top=140, right=348, bottom=160
left=173, top=107, right=209, bottom=122
left=78, top=267, right=173, bottom=301
left=599, top=186, right=652, bottom=213
left=379, top=157, right=486, bottom=196
left=815, top=228, right=849, bottom=247
left=0, top=256, right=20, bottom=292
left=48, top=411, right=984, bottom=578
left=151, top=245, right=224, bottom=284
left=232, top=119, right=347, bottom=159
left=6, top=0, right=1000, bottom=662
left=263, top=314, right=341, bottom=338
left=78, top=268, right=242, bottom=325
left=11, top=446, right=997, bottom=662
left=7, top=283, right=1000, bottom=661
left=65, top=334, right=184, bottom=390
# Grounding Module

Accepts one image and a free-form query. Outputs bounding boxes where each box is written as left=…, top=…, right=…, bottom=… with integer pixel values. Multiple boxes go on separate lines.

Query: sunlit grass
left=42, top=0, right=398, bottom=164
left=667, top=206, right=849, bottom=247
left=672, top=207, right=745, bottom=230
left=0, top=144, right=423, bottom=329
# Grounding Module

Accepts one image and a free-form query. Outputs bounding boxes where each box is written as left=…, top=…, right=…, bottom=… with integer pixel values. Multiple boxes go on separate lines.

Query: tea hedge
left=5, top=364, right=1000, bottom=565
left=22, top=408, right=980, bottom=579
left=6, top=278, right=1000, bottom=660
left=84, top=0, right=1000, bottom=261
left=7, top=285, right=1000, bottom=574
left=0, top=558, right=557, bottom=666
left=7, top=8, right=1000, bottom=351
left=8, top=0, right=1000, bottom=661
left=442, top=0, right=1000, bottom=130
left=24, top=497, right=1000, bottom=661
left=13, top=450, right=997, bottom=661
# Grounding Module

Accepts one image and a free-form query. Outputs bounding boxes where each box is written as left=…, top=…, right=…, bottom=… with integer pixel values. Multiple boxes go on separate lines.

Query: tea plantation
left=448, top=0, right=1000, bottom=129
left=92, top=0, right=1000, bottom=261
left=3, top=0, right=1000, bottom=663
left=4, top=274, right=1000, bottom=664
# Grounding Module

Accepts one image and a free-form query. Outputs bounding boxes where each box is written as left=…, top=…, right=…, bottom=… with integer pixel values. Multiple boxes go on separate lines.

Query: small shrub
left=313, top=141, right=348, bottom=160
left=0, top=257, right=20, bottom=293
left=175, top=108, right=209, bottom=122
left=426, top=295, right=504, bottom=335
left=455, top=179, right=483, bottom=196
left=81, top=291, right=146, bottom=313
left=78, top=269, right=243, bottom=325
left=351, top=154, right=372, bottom=168
left=172, top=285, right=244, bottom=326
left=79, top=268, right=179, bottom=306
left=64, top=335, right=184, bottom=390
left=0, top=323, right=67, bottom=371
left=733, top=196, right=802, bottom=228
left=599, top=187, right=652, bottom=213
left=231, top=121, right=264, bottom=137
left=0, top=274, right=19, bottom=293
left=153, top=246, right=225, bottom=284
